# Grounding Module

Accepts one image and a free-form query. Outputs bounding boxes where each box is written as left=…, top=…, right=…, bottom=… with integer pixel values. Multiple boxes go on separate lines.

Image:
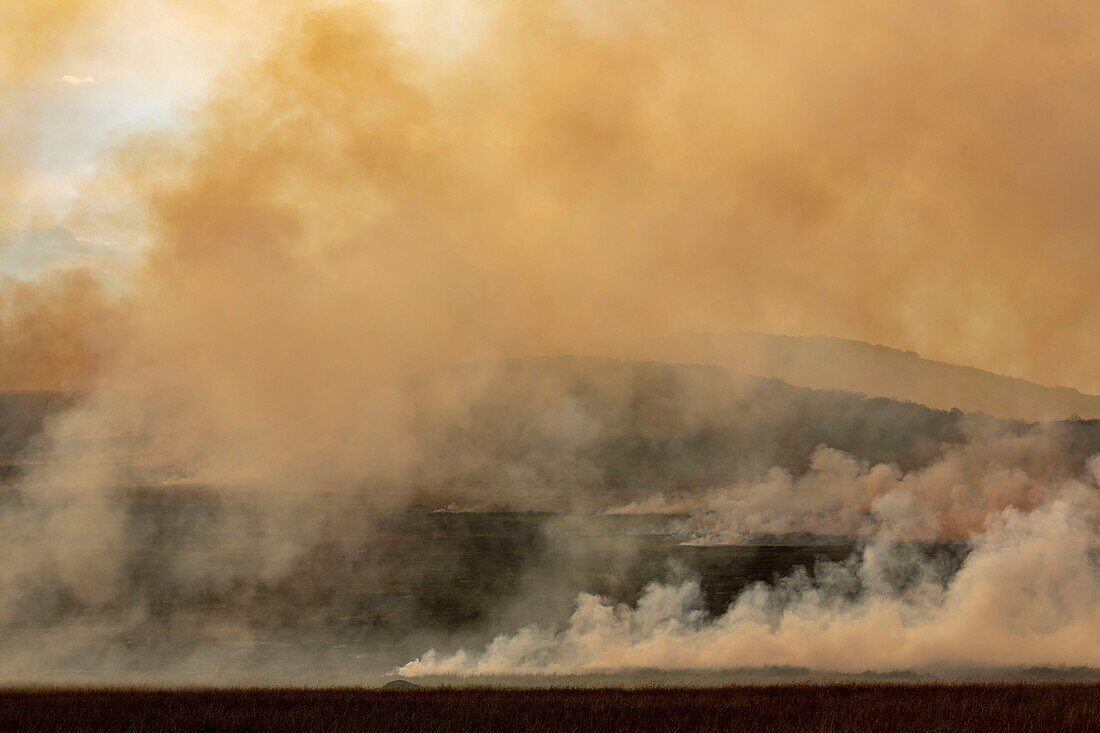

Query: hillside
left=630, top=333, right=1100, bottom=422
left=7, top=357, right=1100, bottom=506
left=408, top=357, right=1012, bottom=507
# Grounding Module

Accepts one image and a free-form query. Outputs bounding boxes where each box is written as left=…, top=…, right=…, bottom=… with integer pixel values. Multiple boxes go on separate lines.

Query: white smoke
left=607, top=428, right=1077, bottom=543
left=400, top=436, right=1100, bottom=675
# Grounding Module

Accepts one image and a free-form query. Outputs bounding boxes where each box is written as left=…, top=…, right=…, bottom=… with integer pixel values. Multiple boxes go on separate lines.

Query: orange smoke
left=5, top=1, right=1100, bottom=487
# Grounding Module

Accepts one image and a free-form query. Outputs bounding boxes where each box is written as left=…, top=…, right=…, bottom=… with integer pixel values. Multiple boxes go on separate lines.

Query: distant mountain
left=410, top=357, right=1014, bottom=507
left=7, top=358, right=1100, bottom=504
left=5, top=367, right=981, bottom=500
left=629, top=333, right=1100, bottom=422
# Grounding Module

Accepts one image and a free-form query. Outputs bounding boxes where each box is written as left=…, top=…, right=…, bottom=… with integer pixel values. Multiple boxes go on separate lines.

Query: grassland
left=0, top=683, right=1095, bottom=732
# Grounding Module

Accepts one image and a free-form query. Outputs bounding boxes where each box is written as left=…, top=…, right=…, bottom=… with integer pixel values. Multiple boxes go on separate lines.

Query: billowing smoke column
left=7, top=0, right=1100, bottom=446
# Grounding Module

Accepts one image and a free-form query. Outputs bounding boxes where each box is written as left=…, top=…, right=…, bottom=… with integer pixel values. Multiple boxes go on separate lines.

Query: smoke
left=3, top=0, right=1100, bottom=682
left=0, top=2, right=105, bottom=84
left=607, top=427, right=1080, bottom=543
left=401, top=434, right=1100, bottom=675
left=0, top=270, right=121, bottom=392
left=0, top=1, right=104, bottom=232
left=6, top=0, right=1100, bottom=406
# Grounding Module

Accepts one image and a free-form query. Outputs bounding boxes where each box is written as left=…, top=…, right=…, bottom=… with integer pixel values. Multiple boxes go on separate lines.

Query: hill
left=7, top=357, right=1100, bottom=505
left=630, top=332, right=1100, bottom=422
left=409, top=357, right=1012, bottom=507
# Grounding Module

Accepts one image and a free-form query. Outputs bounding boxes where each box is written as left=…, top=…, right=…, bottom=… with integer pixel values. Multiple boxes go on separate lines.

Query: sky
left=3, top=0, right=1100, bottom=395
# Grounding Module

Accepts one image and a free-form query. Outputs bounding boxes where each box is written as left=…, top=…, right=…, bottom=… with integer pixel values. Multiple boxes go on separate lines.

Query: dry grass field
left=0, top=683, right=1095, bottom=732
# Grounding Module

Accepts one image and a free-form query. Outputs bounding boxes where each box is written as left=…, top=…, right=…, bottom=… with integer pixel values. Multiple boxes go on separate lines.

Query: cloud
left=58, top=75, right=94, bottom=86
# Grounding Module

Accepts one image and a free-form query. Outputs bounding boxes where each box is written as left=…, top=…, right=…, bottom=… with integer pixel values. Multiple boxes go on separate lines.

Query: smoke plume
left=607, top=427, right=1082, bottom=543
left=401, top=433, right=1100, bottom=675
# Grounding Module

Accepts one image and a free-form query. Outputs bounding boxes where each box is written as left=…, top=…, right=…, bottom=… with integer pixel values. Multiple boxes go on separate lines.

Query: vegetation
left=0, top=683, right=1095, bottom=732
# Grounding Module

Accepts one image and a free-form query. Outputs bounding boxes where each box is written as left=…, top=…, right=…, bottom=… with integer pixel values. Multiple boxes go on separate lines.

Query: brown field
left=0, top=684, right=1096, bottom=732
